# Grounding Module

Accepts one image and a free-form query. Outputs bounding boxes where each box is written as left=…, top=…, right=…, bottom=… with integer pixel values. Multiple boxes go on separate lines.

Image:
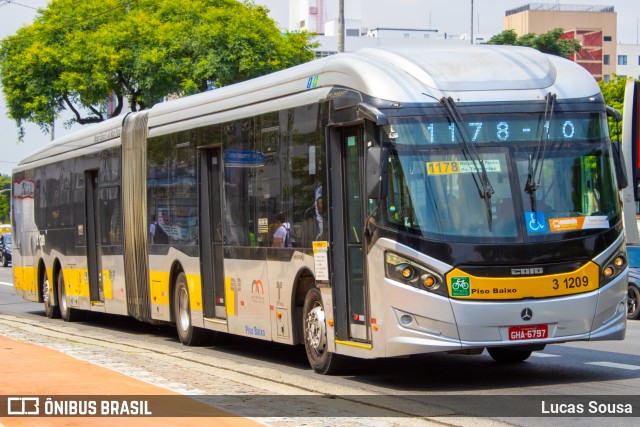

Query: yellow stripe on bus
left=15, top=264, right=210, bottom=314
left=335, top=340, right=373, bottom=350
left=149, top=271, right=171, bottom=306
left=446, top=261, right=600, bottom=300
left=225, top=277, right=235, bottom=316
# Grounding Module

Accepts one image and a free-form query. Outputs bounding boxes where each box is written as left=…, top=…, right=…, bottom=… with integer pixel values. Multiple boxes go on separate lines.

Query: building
left=284, top=0, right=491, bottom=56
left=616, top=44, right=640, bottom=81
left=504, top=3, right=617, bottom=81
left=288, top=0, right=362, bottom=36
left=366, top=28, right=438, bottom=40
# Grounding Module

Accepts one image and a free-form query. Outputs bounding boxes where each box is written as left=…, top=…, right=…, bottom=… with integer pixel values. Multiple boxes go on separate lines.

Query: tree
left=487, top=28, right=582, bottom=58
left=599, top=74, right=636, bottom=142
left=488, top=29, right=633, bottom=140
left=0, top=0, right=317, bottom=140
left=0, top=175, right=10, bottom=224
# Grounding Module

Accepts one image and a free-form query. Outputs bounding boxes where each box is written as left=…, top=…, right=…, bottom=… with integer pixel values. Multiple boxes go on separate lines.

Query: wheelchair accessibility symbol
left=525, top=211, right=547, bottom=233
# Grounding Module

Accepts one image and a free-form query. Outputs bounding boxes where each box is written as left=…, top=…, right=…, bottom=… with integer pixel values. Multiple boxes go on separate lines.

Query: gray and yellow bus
left=12, top=45, right=628, bottom=374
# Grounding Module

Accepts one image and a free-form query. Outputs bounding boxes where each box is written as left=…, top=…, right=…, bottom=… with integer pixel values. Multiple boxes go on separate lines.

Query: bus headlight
left=600, top=247, right=627, bottom=285
left=385, top=251, right=446, bottom=296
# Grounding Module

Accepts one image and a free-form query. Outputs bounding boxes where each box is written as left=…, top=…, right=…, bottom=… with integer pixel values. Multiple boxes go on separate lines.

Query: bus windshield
left=382, top=112, right=620, bottom=241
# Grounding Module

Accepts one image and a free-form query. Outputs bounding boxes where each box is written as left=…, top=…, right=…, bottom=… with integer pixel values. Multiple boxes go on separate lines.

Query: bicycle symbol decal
left=451, top=277, right=471, bottom=297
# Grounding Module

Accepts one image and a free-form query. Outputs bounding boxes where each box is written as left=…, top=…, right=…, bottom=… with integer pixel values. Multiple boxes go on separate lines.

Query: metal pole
left=470, top=0, right=474, bottom=44
left=338, top=0, right=344, bottom=52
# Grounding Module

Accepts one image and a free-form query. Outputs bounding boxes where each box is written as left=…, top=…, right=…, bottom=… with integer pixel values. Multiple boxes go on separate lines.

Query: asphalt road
left=1, top=266, right=638, bottom=426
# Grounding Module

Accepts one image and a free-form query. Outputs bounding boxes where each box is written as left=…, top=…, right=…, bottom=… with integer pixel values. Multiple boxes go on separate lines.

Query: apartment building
left=504, top=3, right=617, bottom=81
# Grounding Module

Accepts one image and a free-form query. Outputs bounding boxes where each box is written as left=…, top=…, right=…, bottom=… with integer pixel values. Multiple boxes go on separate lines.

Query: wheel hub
left=306, top=304, right=327, bottom=351
left=43, top=279, right=50, bottom=305
left=178, top=287, right=190, bottom=332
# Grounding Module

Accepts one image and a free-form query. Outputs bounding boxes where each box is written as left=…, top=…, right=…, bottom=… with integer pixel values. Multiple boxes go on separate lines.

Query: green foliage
left=598, top=74, right=637, bottom=142
left=0, top=175, right=10, bottom=224
left=0, top=0, right=317, bottom=140
left=488, top=29, right=634, bottom=142
left=487, top=28, right=582, bottom=57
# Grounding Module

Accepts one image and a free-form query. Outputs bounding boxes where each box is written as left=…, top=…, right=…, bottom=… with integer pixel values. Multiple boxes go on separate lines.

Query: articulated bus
left=12, top=45, right=628, bottom=374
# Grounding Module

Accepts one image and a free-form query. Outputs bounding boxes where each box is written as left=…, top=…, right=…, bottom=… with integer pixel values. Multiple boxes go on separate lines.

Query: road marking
left=0, top=281, right=13, bottom=287
left=586, top=361, right=640, bottom=370
left=530, top=352, right=561, bottom=358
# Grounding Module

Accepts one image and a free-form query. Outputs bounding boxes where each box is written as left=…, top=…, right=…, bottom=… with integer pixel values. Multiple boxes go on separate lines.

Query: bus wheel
left=303, top=287, right=344, bottom=375
left=43, top=274, right=60, bottom=319
left=487, top=347, right=533, bottom=363
left=174, top=272, right=209, bottom=346
left=57, top=270, right=80, bottom=322
left=628, top=285, right=640, bottom=320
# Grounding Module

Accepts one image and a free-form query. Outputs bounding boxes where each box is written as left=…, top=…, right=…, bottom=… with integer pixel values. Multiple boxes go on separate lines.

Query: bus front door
left=200, top=147, right=227, bottom=320
left=330, top=126, right=370, bottom=344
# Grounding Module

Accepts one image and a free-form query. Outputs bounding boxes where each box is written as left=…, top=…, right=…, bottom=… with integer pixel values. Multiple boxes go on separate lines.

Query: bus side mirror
left=366, top=147, right=388, bottom=199
left=611, top=141, right=628, bottom=190
left=606, top=105, right=621, bottom=121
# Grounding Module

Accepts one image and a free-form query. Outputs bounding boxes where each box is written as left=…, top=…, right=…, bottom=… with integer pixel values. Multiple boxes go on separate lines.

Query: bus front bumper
left=384, top=273, right=627, bottom=358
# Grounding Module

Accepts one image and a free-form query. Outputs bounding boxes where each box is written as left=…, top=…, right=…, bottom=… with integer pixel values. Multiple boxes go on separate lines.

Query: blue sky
left=1, top=0, right=639, bottom=176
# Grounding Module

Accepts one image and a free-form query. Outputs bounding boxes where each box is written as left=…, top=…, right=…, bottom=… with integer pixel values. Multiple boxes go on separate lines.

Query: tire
left=628, top=284, right=640, bottom=320
left=487, top=347, right=533, bottom=363
left=58, top=269, right=80, bottom=322
left=302, top=287, right=345, bottom=374
left=43, top=273, right=60, bottom=319
left=1, top=254, right=6, bottom=267
left=174, top=272, right=210, bottom=346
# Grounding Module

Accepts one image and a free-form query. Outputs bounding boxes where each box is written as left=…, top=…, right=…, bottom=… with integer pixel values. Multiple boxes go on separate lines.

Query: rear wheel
left=58, top=269, right=80, bottom=322
left=1, top=254, right=7, bottom=267
left=487, top=347, right=533, bottom=363
left=628, top=284, right=640, bottom=320
left=174, top=272, right=211, bottom=346
left=302, top=287, right=345, bottom=374
left=43, top=273, right=60, bottom=319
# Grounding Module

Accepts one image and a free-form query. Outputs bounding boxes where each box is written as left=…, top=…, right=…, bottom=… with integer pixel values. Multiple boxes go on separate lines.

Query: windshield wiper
left=440, top=96, right=495, bottom=231
left=524, top=93, right=556, bottom=216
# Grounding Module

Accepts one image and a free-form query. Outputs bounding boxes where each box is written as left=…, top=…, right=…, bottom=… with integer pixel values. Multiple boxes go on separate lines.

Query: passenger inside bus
left=272, top=212, right=292, bottom=248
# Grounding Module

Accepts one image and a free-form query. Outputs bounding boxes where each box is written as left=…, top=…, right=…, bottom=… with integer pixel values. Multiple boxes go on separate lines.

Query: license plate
left=508, top=324, right=548, bottom=341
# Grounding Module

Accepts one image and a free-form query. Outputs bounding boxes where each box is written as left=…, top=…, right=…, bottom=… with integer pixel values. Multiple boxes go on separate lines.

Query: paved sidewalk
left=0, top=335, right=264, bottom=427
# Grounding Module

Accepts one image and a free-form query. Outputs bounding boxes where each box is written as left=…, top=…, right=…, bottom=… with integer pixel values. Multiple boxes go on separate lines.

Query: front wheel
left=302, top=287, right=345, bottom=375
left=174, top=272, right=210, bottom=346
left=487, top=347, right=533, bottom=363
left=628, top=285, right=640, bottom=320
left=1, top=254, right=6, bottom=267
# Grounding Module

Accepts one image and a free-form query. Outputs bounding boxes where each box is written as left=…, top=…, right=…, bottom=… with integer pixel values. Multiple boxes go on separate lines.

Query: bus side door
left=329, top=126, right=370, bottom=343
